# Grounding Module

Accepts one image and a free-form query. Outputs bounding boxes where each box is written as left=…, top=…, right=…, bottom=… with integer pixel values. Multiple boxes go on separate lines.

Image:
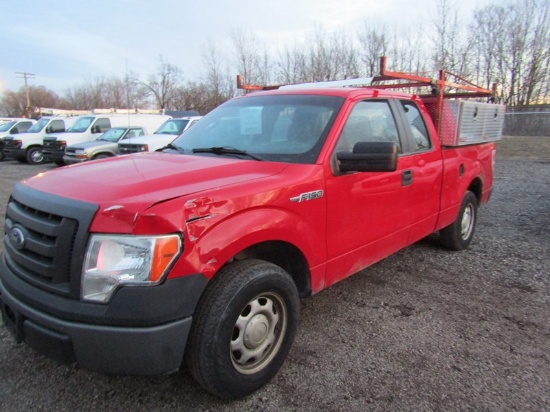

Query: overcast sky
left=0, top=0, right=489, bottom=96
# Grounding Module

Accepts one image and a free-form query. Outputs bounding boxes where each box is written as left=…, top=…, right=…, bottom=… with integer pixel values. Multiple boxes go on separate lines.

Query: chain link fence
left=504, top=105, right=550, bottom=136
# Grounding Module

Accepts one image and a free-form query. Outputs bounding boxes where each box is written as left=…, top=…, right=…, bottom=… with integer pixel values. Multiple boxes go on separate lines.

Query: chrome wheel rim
left=31, top=150, right=43, bottom=163
left=230, top=292, right=287, bottom=375
left=461, top=204, right=475, bottom=240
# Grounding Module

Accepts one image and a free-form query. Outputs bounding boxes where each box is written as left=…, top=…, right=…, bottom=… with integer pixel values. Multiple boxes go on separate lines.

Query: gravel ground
left=0, top=136, right=549, bottom=411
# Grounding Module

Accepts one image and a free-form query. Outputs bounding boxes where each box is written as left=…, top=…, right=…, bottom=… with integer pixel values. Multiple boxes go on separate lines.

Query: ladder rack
left=236, top=56, right=499, bottom=140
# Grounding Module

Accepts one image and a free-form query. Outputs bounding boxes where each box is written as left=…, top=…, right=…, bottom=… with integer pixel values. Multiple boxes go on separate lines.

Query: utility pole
left=15, top=71, right=35, bottom=115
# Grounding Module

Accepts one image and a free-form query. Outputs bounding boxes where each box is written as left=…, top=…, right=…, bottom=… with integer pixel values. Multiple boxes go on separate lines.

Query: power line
left=15, top=71, right=35, bottom=109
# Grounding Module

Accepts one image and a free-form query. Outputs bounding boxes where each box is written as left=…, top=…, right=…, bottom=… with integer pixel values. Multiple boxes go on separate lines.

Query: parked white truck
left=43, top=114, right=171, bottom=165
left=118, top=116, right=202, bottom=154
left=0, top=119, right=36, bottom=161
left=2, top=117, right=77, bottom=164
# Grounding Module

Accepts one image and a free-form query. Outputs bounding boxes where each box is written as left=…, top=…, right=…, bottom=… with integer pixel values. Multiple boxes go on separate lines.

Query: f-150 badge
left=290, top=190, right=324, bottom=203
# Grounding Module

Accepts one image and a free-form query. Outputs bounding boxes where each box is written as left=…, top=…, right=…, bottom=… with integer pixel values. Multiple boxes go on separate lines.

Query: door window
left=334, top=100, right=401, bottom=154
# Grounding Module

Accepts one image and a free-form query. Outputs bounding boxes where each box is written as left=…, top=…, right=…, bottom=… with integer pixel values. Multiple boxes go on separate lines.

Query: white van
left=2, top=117, right=77, bottom=164
left=43, top=114, right=171, bottom=165
left=118, top=117, right=202, bottom=154
left=0, top=118, right=36, bottom=161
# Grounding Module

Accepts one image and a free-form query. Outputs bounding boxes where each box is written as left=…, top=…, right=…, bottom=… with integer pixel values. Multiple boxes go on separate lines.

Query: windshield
left=27, top=118, right=50, bottom=133
left=154, top=119, right=190, bottom=135
left=171, top=94, right=344, bottom=164
left=0, top=121, right=16, bottom=132
left=67, top=116, right=94, bottom=133
left=99, top=128, right=126, bottom=142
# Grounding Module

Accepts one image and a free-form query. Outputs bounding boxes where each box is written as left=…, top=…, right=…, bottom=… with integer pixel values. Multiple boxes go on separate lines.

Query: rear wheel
left=186, top=259, right=299, bottom=399
left=440, top=190, right=478, bottom=250
left=26, top=147, right=45, bottom=165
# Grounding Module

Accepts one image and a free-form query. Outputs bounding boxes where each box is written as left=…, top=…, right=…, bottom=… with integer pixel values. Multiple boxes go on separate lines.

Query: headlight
left=82, top=234, right=181, bottom=303
left=74, top=149, right=86, bottom=154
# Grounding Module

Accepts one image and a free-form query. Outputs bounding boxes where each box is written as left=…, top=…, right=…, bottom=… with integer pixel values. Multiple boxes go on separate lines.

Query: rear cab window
left=399, top=100, right=432, bottom=152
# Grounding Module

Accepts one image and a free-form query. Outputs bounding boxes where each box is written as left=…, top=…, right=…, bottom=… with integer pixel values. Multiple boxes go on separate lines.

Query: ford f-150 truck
left=0, top=58, right=504, bottom=399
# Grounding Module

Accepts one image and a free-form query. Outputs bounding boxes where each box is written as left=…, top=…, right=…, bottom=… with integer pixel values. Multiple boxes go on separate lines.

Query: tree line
left=1, top=0, right=548, bottom=117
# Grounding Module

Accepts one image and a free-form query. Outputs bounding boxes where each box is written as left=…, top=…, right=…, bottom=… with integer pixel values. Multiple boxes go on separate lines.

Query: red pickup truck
left=0, top=60, right=504, bottom=399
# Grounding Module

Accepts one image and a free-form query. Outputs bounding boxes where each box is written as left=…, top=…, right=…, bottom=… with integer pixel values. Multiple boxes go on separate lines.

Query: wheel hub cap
left=244, top=314, right=269, bottom=349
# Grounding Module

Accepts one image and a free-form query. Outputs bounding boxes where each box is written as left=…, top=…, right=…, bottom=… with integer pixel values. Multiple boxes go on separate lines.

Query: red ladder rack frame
left=236, top=56, right=498, bottom=136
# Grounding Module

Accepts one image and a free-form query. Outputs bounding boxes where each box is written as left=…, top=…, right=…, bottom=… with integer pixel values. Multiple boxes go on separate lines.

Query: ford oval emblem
left=9, top=226, right=26, bottom=250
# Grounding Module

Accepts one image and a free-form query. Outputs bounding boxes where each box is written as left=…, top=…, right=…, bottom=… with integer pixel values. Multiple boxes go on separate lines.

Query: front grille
left=3, top=139, right=17, bottom=149
left=3, top=183, right=98, bottom=298
left=43, top=139, right=56, bottom=149
left=118, top=144, right=142, bottom=154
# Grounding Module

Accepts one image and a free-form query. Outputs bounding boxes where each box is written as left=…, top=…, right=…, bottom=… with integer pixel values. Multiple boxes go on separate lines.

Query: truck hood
left=68, top=140, right=115, bottom=149
left=23, top=152, right=288, bottom=212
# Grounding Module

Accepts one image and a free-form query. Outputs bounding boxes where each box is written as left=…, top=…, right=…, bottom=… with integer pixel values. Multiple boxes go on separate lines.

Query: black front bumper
left=2, top=148, right=26, bottom=159
left=0, top=254, right=207, bottom=375
left=43, top=150, right=64, bottom=161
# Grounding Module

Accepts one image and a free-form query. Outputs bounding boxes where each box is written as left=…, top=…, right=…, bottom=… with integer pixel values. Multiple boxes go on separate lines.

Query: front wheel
left=440, top=190, right=478, bottom=250
left=26, top=147, right=45, bottom=164
left=186, top=259, right=299, bottom=399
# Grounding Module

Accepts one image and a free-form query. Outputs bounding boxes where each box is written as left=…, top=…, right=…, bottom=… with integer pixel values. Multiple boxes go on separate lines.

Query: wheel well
left=93, top=152, right=114, bottom=159
left=232, top=241, right=311, bottom=298
left=468, top=177, right=482, bottom=204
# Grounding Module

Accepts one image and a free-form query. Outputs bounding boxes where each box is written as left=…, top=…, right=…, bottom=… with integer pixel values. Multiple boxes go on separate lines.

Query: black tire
left=93, top=153, right=111, bottom=160
left=26, top=147, right=45, bottom=165
left=440, top=190, right=478, bottom=250
left=54, top=159, right=65, bottom=166
left=186, top=259, right=299, bottom=399
left=0, top=149, right=4, bottom=161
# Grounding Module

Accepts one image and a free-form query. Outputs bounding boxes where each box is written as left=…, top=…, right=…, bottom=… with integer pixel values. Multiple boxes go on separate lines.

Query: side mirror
left=337, top=141, right=398, bottom=173
left=11, top=127, right=19, bottom=134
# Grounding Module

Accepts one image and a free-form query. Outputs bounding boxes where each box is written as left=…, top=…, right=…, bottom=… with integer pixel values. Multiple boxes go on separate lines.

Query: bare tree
left=201, top=40, right=235, bottom=109
left=1, top=86, right=62, bottom=117
left=358, top=21, right=389, bottom=76
left=274, top=26, right=359, bottom=84
left=470, top=0, right=550, bottom=106
left=431, top=0, right=471, bottom=76
left=231, top=28, right=273, bottom=87
left=522, top=0, right=550, bottom=104
left=275, top=43, right=308, bottom=84
left=62, top=76, right=108, bottom=110
left=140, top=56, right=184, bottom=109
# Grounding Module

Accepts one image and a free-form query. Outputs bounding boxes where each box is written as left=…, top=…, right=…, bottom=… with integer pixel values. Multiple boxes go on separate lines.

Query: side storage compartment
left=425, top=100, right=505, bottom=146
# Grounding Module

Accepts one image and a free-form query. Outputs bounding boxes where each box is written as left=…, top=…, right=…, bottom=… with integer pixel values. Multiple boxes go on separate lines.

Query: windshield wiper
left=157, top=143, right=185, bottom=153
left=192, top=146, right=263, bottom=161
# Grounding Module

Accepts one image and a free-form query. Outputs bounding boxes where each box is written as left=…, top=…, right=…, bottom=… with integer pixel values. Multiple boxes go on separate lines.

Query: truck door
left=324, top=99, right=415, bottom=287
left=397, top=99, right=443, bottom=244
